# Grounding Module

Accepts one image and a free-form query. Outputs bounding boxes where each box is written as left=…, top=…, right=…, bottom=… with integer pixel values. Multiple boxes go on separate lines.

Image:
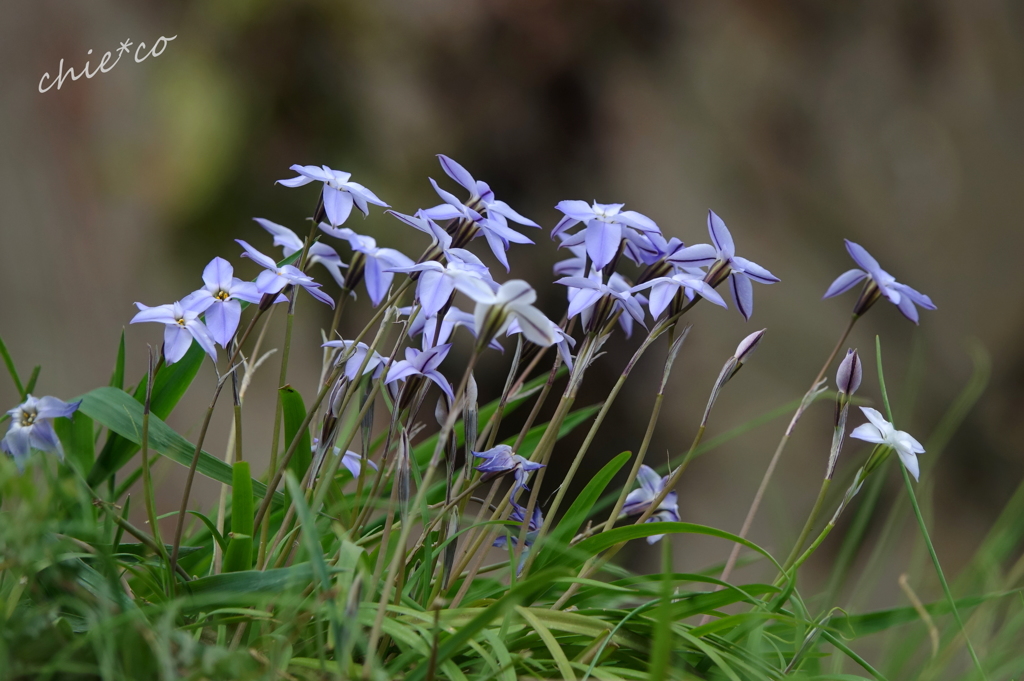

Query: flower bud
left=836, top=348, right=862, bottom=396
left=734, top=329, right=766, bottom=365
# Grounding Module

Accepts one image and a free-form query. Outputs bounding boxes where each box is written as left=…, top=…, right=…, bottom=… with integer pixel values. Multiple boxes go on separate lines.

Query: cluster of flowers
left=2, top=154, right=936, bottom=543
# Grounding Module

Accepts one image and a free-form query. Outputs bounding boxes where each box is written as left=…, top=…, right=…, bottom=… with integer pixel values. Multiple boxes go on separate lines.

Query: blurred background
left=3, top=0, right=1023, bottom=633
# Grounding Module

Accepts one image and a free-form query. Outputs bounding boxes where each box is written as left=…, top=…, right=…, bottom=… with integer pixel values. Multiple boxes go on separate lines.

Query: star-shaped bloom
left=277, top=164, right=388, bottom=227
left=823, top=240, right=936, bottom=324
left=556, top=271, right=647, bottom=333
left=694, top=210, right=780, bottom=321
left=631, top=271, right=727, bottom=320
left=2, top=395, right=80, bottom=471
left=618, top=465, right=680, bottom=544
left=322, top=340, right=388, bottom=381
left=474, top=444, right=545, bottom=500
left=131, top=300, right=218, bottom=364
left=254, top=218, right=348, bottom=287
left=850, top=407, right=925, bottom=481
left=455, top=279, right=559, bottom=348
left=388, top=248, right=494, bottom=318
left=385, top=344, right=454, bottom=403
left=318, top=226, right=413, bottom=306
left=180, top=257, right=263, bottom=347
left=419, top=155, right=539, bottom=271
left=552, top=200, right=662, bottom=270
left=236, top=240, right=335, bottom=308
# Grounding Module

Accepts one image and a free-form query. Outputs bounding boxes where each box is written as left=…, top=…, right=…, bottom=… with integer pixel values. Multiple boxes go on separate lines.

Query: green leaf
left=571, top=522, right=783, bottom=572
left=223, top=461, right=255, bottom=573
left=285, top=472, right=332, bottom=592
left=395, top=568, right=569, bottom=681
left=89, top=343, right=205, bottom=485
left=54, top=411, right=96, bottom=474
left=281, top=386, right=313, bottom=490
left=186, top=510, right=227, bottom=552
left=23, top=366, right=41, bottom=396
left=0, top=333, right=25, bottom=399
left=77, top=386, right=282, bottom=504
left=534, top=451, right=631, bottom=571
left=516, top=605, right=577, bottom=680
left=110, top=330, right=126, bottom=390
left=831, top=590, right=1018, bottom=639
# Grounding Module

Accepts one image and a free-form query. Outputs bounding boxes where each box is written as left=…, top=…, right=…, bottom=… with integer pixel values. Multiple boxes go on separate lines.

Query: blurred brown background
left=3, top=0, right=1023, bottom=616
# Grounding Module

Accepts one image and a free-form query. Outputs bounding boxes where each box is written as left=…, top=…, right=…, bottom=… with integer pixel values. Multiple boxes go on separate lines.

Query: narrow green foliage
left=110, top=331, right=126, bottom=390
left=89, top=342, right=205, bottom=485
left=77, top=386, right=282, bottom=503
left=222, top=461, right=255, bottom=573
left=54, top=410, right=96, bottom=473
left=0, top=333, right=25, bottom=399
left=280, top=386, right=313, bottom=493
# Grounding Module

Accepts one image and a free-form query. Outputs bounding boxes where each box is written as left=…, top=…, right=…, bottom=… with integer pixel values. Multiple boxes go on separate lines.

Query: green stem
left=782, top=479, right=831, bottom=572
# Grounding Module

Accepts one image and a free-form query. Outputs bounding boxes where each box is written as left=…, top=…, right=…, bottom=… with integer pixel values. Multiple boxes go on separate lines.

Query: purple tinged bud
left=836, top=348, right=862, bottom=396
left=734, top=329, right=766, bottom=364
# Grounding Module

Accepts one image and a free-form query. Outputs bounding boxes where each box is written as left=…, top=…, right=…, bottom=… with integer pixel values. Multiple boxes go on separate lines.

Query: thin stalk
left=362, top=354, right=479, bottom=678
left=521, top=321, right=679, bottom=577
left=782, top=479, right=831, bottom=572
left=139, top=348, right=167, bottom=590
left=876, top=336, right=987, bottom=680
left=259, top=295, right=297, bottom=568
left=718, top=314, right=857, bottom=586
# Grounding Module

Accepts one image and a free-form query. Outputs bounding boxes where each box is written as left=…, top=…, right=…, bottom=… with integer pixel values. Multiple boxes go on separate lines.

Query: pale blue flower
left=823, top=240, right=936, bottom=324
left=385, top=344, right=454, bottom=403
left=474, top=444, right=545, bottom=504
left=455, top=279, right=559, bottom=347
left=619, top=464, right=679, bottom=544
left=254, top=218, right=348, bottom=287
left=181, top=257, right=263, bottom=347
left=318, top=225, right=413, bottom=306
left=552, top=200, right=661, bottom=270
left=277, top=165, right=388, bottom=226
left=322, top=340, right=388, bottom=381
left=2, top=395, right=80, bottom=471
left=236, top=240, right=335, bottom=308
left=420, top=155, right=539, bottom=271
left=131, top=300, right=218, bottom=364
left=698, top=210, right=780, bottom=321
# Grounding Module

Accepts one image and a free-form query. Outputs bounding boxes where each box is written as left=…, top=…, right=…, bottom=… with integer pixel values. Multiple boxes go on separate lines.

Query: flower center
left=175, top=316, right=187, bottom=327
left=214, top=289, right=230, bottom=301
left=20, top=410, right=36, bottom=426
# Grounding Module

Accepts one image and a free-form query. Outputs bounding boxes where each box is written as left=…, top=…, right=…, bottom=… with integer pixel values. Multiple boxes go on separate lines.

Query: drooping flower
left=493, top=504, right=543, bottom=550
left=455, top=279, right=558, bottom=348
left=552, top=200, right=662, bottom=270
left=131, top=301, right=218, bottom=364
left=823, top=240, right=936, bottom=324
left=419, top=155, right=539, bottom=271
left=699, top=211, right=780, bottom=321
left=254, top=217, right=348, bottom=287
left=235, top=240, right=335, bottom=308
left=619, top=465, right=680, bottom=544
left=474, top=444, right=545, bottom=503
left=322, top=340, right=388, bottom=381
left=277, top=165, right=388, bottom=227
left=385, top=344, right=454, bottom=403
left=180, top=257, right=263, bottom=347
left=318, top=226, right=414, bottom=306
left=850, top=407, right=925, bottom=481
left=2, top=395, right=80, bottom=471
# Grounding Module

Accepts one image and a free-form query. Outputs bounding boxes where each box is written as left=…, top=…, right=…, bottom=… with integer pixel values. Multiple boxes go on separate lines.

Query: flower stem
left=718, top=314, right=857, bottom=586
left=782, top=478, right=831, bottom=572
